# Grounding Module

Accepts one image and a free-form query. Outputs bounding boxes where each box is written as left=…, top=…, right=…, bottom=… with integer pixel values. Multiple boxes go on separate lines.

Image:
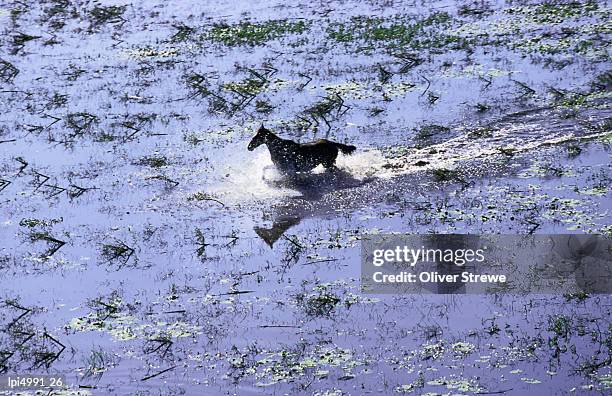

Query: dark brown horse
left=247, top=125, right=356, bottom=173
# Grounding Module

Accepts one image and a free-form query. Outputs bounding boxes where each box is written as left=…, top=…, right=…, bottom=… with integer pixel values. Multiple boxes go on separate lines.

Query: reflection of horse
left=247, top=125, right=356, bottom=174
left=254, top=215, right=300, bottom=248
left=254, top=168, right=375, bottom=247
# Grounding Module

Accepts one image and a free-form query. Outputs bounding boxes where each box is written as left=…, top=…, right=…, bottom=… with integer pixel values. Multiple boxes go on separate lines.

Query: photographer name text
left=372, top=271, right=506, bottom=284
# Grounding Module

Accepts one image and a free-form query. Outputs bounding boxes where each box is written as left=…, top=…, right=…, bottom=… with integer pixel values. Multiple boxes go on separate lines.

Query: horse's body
left=248, top=126, right=356, bottom=174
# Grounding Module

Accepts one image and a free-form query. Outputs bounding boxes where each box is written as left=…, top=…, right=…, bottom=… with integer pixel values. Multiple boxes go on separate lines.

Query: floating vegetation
left=222, top=67, right=273, bottom=97
left=11, top=32, right=40, bottom=54
left=451, top=341, right=476, bottom=356
left=209, top=19, right=310, bottom=46
left=426, top=376, right=482, bottom=393
left=422, top=340, right=445, bottom=360
left=297, top=290, right=340, bottom=317
left=505, top=2, right=600, bottom=24
left=322, top=80, right=416, bottom=100
left=326, top=12, right=453, bottom=50
left=123, top=45, right=180, bottom=59
left=137, top=155, right=169, bottom=168
left=468, top=126, right=493, bottom=139
left=296, top=92, right=351, bottom=131
left=185, top=66, right=278, bottom=115
left=255, top=99, right=274, bottom=113
left=518, top=161, right=573, bottom=178
left=245, top=345, right=365, bottom=387
left=70, top=312, right=201, bottom=341
left=295, top=280, right=378, bottom=317
left=19, top=217, right=62, bottom=228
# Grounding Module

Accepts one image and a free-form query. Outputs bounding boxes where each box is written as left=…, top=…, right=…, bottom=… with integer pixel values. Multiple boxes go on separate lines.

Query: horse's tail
left=334, top=142, right=357, bottom=155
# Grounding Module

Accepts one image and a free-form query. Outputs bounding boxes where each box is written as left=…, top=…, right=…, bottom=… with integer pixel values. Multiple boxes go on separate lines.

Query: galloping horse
left=247, top=125, right=356, bottom=174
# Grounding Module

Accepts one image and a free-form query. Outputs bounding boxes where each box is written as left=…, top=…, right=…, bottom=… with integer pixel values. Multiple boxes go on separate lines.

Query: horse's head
left=248, top=124, right=270, bottom=151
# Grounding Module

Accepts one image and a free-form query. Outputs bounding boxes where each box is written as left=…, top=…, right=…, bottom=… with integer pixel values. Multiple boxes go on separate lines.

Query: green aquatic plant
left=255, top=99, right=274, bottom=113
left=422, top=340, right=445, bottom=360
left=327, top=12, right=452, bottom=48
left=11, top=32, right=40, bottom=53
left=101, top=241, right=135, bottom=266
left=564, top=291, right=589, bottom=302
left=223, top=76, right=267, bottom=96
left=451, top=341, right=476, bottom=356
left=505, top=2, right=599, bottom=24
left=209, top=19, right=310, bottom=46
left=426, top=376, right=482, bottom=392
left=89, top=5, right=126, bottom=28
left=468, top=126, right=493, bottom=138
left=170, top=24, right=195, bottom=42
left=137, top=155, right=169, bottom=168
left=549, top=315, right=571, bottom=338
left=0, top=59, right=19, bottom=82
left=28, top=231, right=66, bottom=258
left=248, top=344, right=363, bottom=387
left=95, top=132, right=116, bottom=142
left=521, top=377, right=542, bottom=384
left=19, top=217, right=62, bottom=228
left=65, top=112, right=98, bottom=136
left=124, top=45, right=179, bottom=59
left=82, top=346, right=115, bottom=379
left=298, top=292, right=340, bottom=317
left=566, top=143, right=582, bottom=157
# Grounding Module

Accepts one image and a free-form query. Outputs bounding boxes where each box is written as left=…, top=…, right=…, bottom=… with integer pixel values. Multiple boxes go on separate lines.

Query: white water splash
left=206, top=149, right=296, bottom=201
left=336, top=149, right=394, bottom=178
left=201, top=145, right=392, bottom=203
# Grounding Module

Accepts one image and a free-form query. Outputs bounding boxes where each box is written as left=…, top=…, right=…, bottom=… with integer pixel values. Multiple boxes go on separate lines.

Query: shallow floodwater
left=0, top=0, right=610, bottom=395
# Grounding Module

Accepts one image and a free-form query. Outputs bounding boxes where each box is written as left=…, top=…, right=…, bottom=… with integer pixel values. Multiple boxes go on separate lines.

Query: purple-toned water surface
left=0, top=1, right=610, bottom=395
